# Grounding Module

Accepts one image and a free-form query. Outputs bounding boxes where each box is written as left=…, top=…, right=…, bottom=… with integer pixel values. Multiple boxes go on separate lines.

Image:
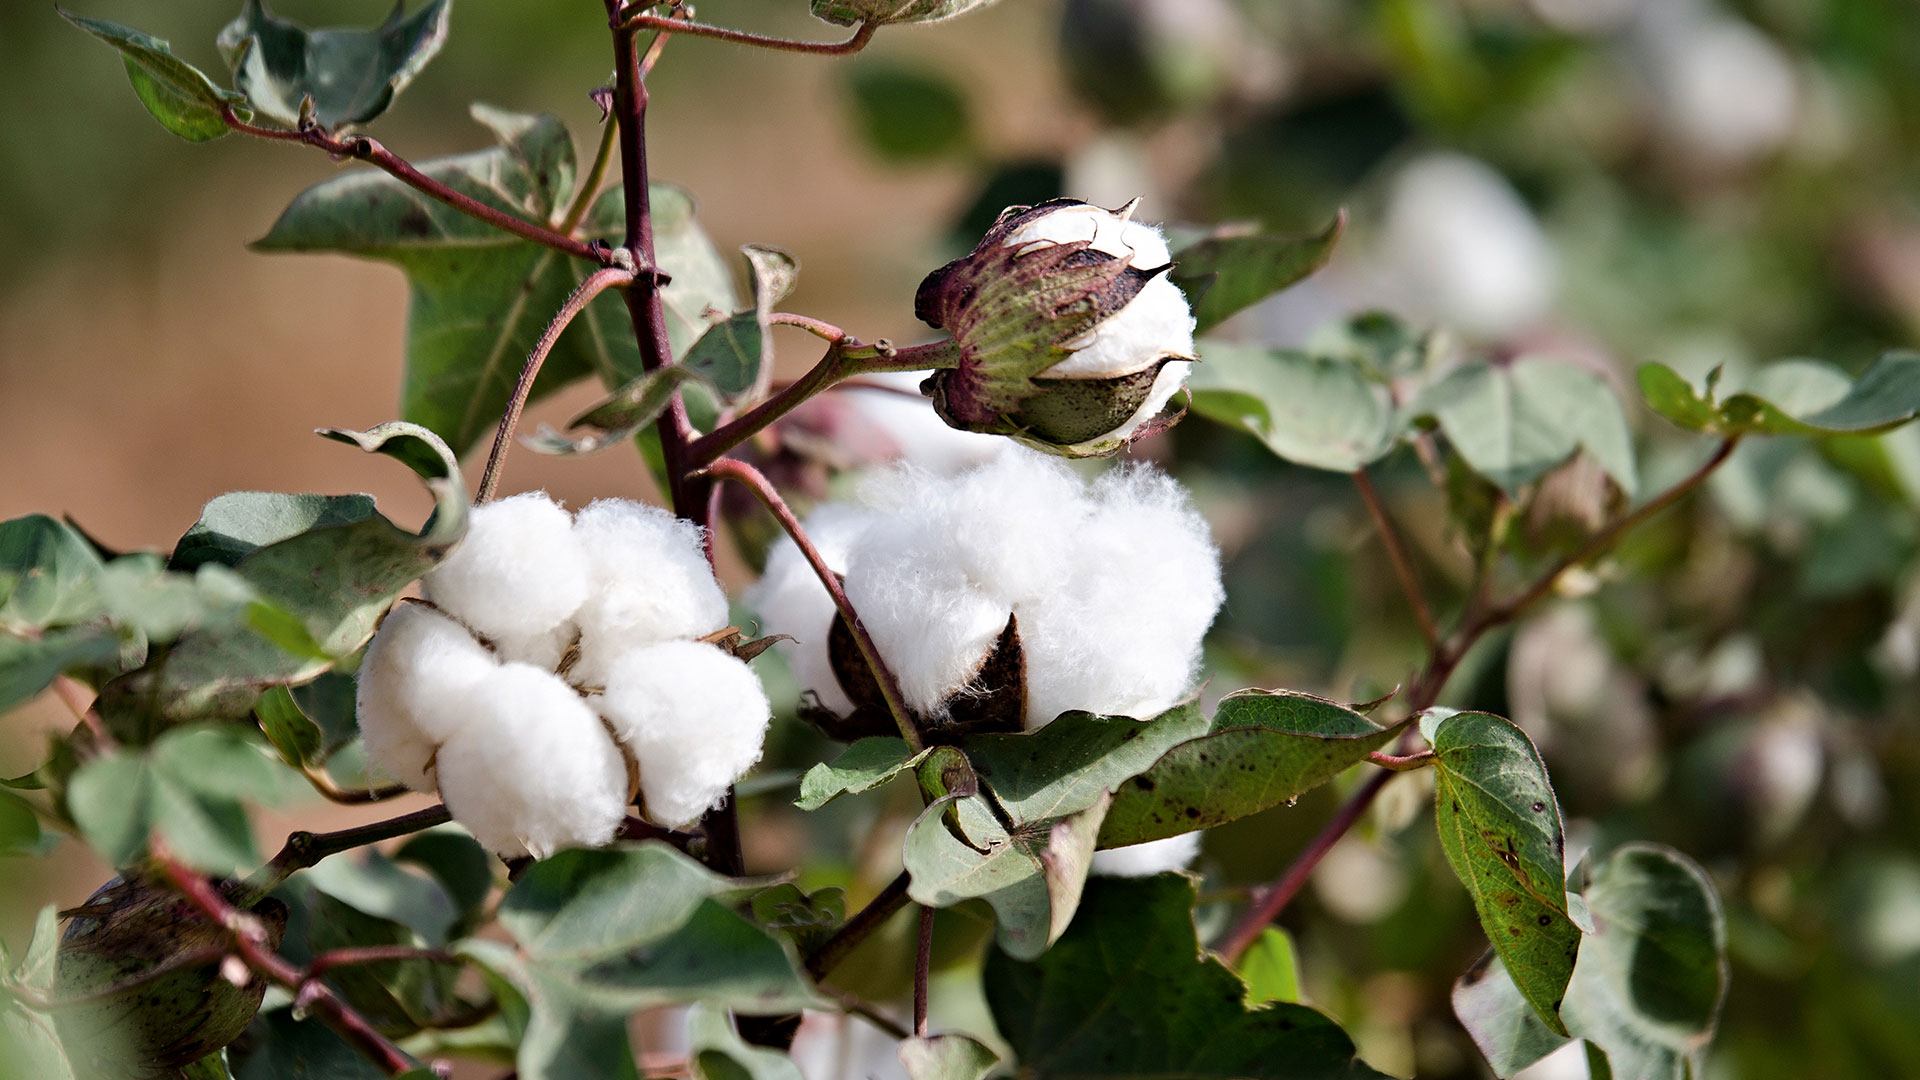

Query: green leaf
left=904, top=788, right=1110, bottom=961
left=306, top=847, right=460, bottom=947
left=795, top=737, right=927, bottom=811
left=172, top=494, right=378, bottom=571
left=255, top=106, right=737, bottom=455
left=1187, top=343, right=1396, bottom=472
left=984, top=875, right=1388, bottom=1078
left=0, top=627, right=123, bottom=716
left=66, top=725, right=286, bottom=873
left=178, top=1050, right=235, bottom=1080
left=58, top=8, right=248, bottom=142
left=0, top=788, right=42, bottom=856
left=963, top=704, right=1211, bottom=822
left=899, top=1034, right=1000, bottom=1080
left=687, top=1003, right=805, bottom=1080
left=748, top=883, right=846, bottom=958
left=0, top=515, right=106, bottom=632
left=1417, top=358, right=1638, bottom=497
left=812, top=0, right=1003, bottom=26
left=94, top=557, right=261, bottom=642
left=846, top=64, right=972, bottom=163
left=394, top=829, right=496, bottom=925
left=1428, top=711, right=1579, bottom=1036
left=1639, top=351, right=1920, bottom=438
left=254, top=684, right=324, bottom=768
left=1239, top=927, right=1302, bottom=1006
left=1453, top=844, right=1728, bottom=1079
left=1099, top=691, right=1406, bottom=847
left=1172, top=213, right=1346, bottom=334
left=301, top=885, right=463, bottom=1035
left=235, top=1009, right=386, bottom=1080
left=216, top=0, right=450, bottom=131
left=99, top=423, right=465, bottom=730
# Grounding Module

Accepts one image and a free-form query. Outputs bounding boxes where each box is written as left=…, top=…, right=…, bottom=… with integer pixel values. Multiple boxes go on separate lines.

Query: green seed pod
left=53, top=876, right=286, bottom=1078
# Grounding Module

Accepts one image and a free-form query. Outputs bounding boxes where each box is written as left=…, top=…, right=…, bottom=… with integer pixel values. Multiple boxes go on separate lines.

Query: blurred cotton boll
left=422, top=491, right=589, bottom=653
left=597, top=640, right=773, bottom=829
left=841, top=372, right=1006, bottom=474
left=1090, top=832, right=1201, bottom=877
left=355, top=602, right=500, bottom=792
left=1633, top=3, right=1799, bottom=166
left=432, top=663, right=631, bottom=859
left=568, top=498, right=730, bottom=687
left=1378, top=152, right=1556, bottom=341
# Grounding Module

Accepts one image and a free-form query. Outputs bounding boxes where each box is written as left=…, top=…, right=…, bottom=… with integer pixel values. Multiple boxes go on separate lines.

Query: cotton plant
left=3, top=1, right=1833, bottom=1077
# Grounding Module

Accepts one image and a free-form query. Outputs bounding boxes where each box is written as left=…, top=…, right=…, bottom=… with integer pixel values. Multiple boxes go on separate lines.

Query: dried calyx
left=356, top=492, right=772, bottom=858
left=917, top=198, right=1198, bottom=457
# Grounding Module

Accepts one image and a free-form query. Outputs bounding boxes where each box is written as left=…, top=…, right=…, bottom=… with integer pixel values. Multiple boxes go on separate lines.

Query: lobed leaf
left=898, top=1034, right=1000, bottom=1080
left=1415, top=358, right=1638, bottom=497
left=795, top=737, right=931, bottom=811
left=1172, top=212, right=1346, bottom=334
left=171, top=493, right=377, bottom=572
left=1427, top=710, right=1580, bottom=1036
left=1187, top=343, right=1397, bottom=472
left=1453, top=843, right=1728, bottom=1079
left=1099, top=690, right=1406, bottom=847
left=687, top=1003, right=805, bottom=1080
left=984, top=874, right=1388, bottom=1078
left=66, top=725, right=287, bottom=873
left=216, top=0, right=451, bottom=131
left=59, top=8, right=248, bottom=142
left=1639, top=351, right=1920, bottom=438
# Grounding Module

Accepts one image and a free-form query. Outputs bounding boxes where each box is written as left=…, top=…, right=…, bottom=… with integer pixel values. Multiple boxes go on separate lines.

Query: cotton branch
left=1353, top=469, right=1438, bottom=650
left=476, top=266, right=637, bottom=502
left=247, top=804, right=454, bottom=900
left=219, top=108, right=606, bottom=265
left=806, top=871, right=913, bottom=980
left=1217, top=436, right=1743, bottom=962
left=698, top=458, right=925, bottom=752
left=152, top=846, right=434, bottom=1078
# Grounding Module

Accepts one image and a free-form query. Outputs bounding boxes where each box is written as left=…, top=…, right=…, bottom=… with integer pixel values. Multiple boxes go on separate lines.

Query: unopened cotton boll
left=1090, top=832, right=1201, bottom=878
left=422, top=492, right=590, bottom=653
left=597, top=641, right=772, bottom=828
left=568, top=499, right=729, bottom=687
left=355, top=603, right=500, bottom=791
left=917, top=198, right=1198, bottom=457
left=1379, top=153, right=1555, bottom=341
left=745, top=505, right=878, bottom=715
left=432, top=662, right=630, bottom=858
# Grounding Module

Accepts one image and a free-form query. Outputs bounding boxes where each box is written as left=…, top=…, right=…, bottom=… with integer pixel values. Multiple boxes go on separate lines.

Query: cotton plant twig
left=1353, top=468, right=1439, bottom=651
left=806, top=871, right=913, bottom=980
left=913, top=905, right=934, bottom=1037
left=248, top=804, right=455, bottom=899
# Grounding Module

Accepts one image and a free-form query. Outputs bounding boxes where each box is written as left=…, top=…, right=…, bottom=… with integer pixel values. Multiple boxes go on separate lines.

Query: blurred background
left=4, top=1, right=1920, bottom=1077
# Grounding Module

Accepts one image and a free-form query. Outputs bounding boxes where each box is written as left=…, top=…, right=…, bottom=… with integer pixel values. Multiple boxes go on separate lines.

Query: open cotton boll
left=597, top=641, right=772, bottom=829
left=844, top=517, right=1013, bottom=717
left=569, top=499, right=729, bottom=687
left=1045, top=275, right=1196, bottom=379
left=1020, top=464, right=1223, bottom=727
left=489, top=622, right=576, bottom=672
left=423, top=492, right=590, bottom=648
left=746, top=505, right=878, bottom=715
left=1005, top=202, right=1172, bottom=269
left=1091, top=832, right=1202, bottom=878
left=934, top=449, right=1087, bottom=605
left=355, top=603, right=500, bottom=791
left=432, top=662, right=630, bottom=858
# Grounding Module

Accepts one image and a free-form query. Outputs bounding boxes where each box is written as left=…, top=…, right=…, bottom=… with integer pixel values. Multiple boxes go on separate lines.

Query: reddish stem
left=153, top=847, right=426, bottom=1077
left=220, top=108, right=605, bottom=265
left=806, top=871, right=912, bottom=979
left=1353, top=469, right=1439, bottom=651
left=700, top=458, right=924, bottom=751
left=913, top=905, right=934, bottom=1037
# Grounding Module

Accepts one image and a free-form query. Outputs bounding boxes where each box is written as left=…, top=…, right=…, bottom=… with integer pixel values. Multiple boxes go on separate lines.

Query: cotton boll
left=1005, top=202, right=1173, bottom=269
left=1379, top=153, right=1555, bottom=340
left=935, top=449, right=1087, bottom=605
left=355, top=603, right=499, bottom=791
left=1046, top=275, right=1196, bottom=379
left=569, top=499, right=729, bottom=687
left=1107, top=357, right=1193, bottom=442
left=423, top=492, right=590, bottom=647
left=1638, top=8, right=1798, bottom=165
left=490, top=622, right=576, bottom=672
left=844, top=516, right=1013, bottom=717
left=597, top=641, right=772, bottom=829
left=432, top=663, right=630, bottom=858
left=1091, top=832, right=1201, bottom=877
left=746, top=505, right=878, bottom=714
left=1020, top=465, right=1224, bottom=727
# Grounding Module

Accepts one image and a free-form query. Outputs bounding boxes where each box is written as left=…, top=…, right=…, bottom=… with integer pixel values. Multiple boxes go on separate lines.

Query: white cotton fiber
left=597, top=641, right=772, bottom=829
left=490, top=622, right=577, bottom=672
left=844, top=371, right=1007, bottom=475
left=1047, top=275, right=1197, bottom=379
left=355, top=603, right=499, bottom=791
left=423, top=492, right=591, bottom=649
left=1090, top=832, right=1202, bottom=878
left=432, top=662, right=630, bottom=858
left=1019, top=464, right=1224, bottom=728
left=843, top=514, right=1012, bottom=718
left=932, top=449, right=1087, bottom=606
left=1005, top=203, right=1172, bottom=269
left=568, top=499, right=730, bottom=687
left=745, top=505, right=878, bottom=715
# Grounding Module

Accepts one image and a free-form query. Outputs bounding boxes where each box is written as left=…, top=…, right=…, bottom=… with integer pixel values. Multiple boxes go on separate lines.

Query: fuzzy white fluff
left=423, top=492, right=590, bottom=651
left=1006, top=203, right=1172, bottom=269
left=1638, top=8, right=1798, bottom=164
left=597, top=641, right=772, bottom=828
left=844, top=371, right=1007, bottom=474
left=355, top=603, right=500, bottom=791
left=432, top=662, right=631, bottom=858
left=1090, top=832, right=1202, bottom=877
left=759, top=448, right=1224, bottom=728
left=1380, top=153, right=1555, bottom=341
left=745, top=505, right=878, bottom=715
left=568, top=499, right=730, bottom=687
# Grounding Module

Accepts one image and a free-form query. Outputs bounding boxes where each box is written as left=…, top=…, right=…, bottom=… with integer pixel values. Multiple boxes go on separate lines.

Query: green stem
left=557, top=112, right=621, bottom=237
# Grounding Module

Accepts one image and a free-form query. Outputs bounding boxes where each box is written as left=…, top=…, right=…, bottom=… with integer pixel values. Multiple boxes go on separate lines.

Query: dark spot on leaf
left=1135, top=776, right=1156, bottom=792
left=1537, top=915, right=1552, bottom=926
left=1183, top=807, right=1200, bottom=819
left=1531, top=801, right=1546, bottom=813
left=397, top=207, right=432, bottom=237
left=1508, top=927, right=1521, bottom=937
